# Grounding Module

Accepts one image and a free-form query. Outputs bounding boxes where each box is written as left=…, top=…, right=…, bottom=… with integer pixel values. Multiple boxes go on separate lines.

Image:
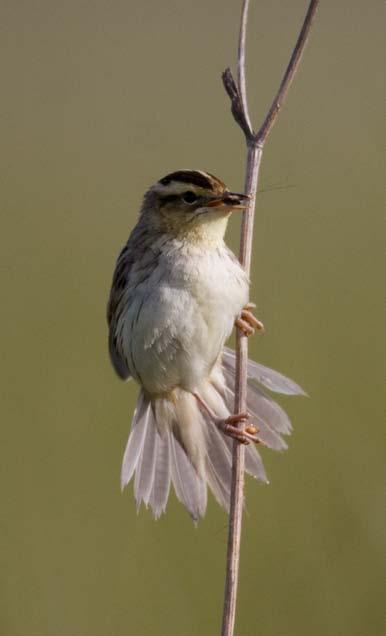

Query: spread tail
left=121, top=347, right=306, bottom=521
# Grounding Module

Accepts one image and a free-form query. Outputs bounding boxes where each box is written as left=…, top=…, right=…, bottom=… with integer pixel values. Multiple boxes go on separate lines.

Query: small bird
left=107, top=170, right=305, bottom=521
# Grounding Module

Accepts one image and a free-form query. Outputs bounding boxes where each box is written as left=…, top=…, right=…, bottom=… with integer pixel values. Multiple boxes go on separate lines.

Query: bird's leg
left=194, top=393, right=262, bottom=445
left=235, top=302, right=265, bottom=337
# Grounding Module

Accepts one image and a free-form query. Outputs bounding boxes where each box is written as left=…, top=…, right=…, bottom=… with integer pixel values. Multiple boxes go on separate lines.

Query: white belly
left=120, top=240, right=249, bottom=394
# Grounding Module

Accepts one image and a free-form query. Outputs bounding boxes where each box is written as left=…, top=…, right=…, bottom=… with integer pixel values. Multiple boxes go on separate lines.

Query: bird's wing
left=107, top=243, right=133, bottom=380
left=107, top=223, right=165, bottom=380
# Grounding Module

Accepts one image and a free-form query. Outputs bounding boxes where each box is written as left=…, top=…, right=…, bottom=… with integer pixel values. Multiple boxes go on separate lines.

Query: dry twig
left=221, top=2, right=320, bottom=635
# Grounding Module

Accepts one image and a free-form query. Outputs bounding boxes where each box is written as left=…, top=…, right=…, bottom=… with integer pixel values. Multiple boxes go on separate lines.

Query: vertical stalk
left=221, top=143, right=263, bottom=636
left=221, top=2, right=319, bottom=634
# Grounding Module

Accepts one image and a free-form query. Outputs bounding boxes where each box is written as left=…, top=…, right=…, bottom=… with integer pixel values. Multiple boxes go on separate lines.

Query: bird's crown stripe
left=159, top=170, right=224, bottom=191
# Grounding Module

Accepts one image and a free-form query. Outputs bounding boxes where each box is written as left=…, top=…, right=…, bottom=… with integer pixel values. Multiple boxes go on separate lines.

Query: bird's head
left=141, top=170, right=249, bottom=243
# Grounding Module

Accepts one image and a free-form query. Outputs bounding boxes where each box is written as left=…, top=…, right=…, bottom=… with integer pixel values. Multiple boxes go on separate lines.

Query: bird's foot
left=235, top=303, right=265, bottom=337
left=218, top=412, right=263, bottom=445
left=194, top=394, right=263, bottom=445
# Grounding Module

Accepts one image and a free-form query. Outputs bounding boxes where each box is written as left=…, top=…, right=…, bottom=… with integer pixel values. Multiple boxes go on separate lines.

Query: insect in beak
left=206, top=192, right=250, bottom=210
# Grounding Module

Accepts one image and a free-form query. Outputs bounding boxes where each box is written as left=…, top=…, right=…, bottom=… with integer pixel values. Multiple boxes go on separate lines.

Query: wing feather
left=107, top=223, right=163, bottom=380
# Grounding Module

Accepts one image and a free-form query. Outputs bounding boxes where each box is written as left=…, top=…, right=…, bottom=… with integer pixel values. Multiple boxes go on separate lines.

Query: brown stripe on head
left=159, top=170, right=226, bottom=191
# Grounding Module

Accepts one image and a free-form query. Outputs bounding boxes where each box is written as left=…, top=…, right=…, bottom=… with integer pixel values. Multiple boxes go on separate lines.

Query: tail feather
left=247, top=386, right=292, bottom=435
left=148, top=430, right=171, bottom=519
left=221, top=367, right=290, bottom=450
left=222, top=366, right=292, bottom=435
left=220, top=433, right=269, bottom=483
left=222, top=347, right=307, bottom=396
left=121, top=348, right=306, bottom=520
left=205, top=422, right=232, bottom=511
left=120, top=392, right=148, bottom=488
left=244, top=444, right=269, bottom=482
left=198, top=377, right=268, bottom=492
left=169, top=433, right=207, bottom=522
left=134, top=405, right=157, bottom=507
left=206, top=459, right=231, bottom=511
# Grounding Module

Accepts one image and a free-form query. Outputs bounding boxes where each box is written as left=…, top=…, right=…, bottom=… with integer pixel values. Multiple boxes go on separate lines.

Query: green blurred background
left=1, top=1, right=384, bottom=635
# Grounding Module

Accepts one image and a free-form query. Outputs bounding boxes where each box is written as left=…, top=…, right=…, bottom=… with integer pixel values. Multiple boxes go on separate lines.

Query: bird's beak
left=206, top=191, right=250, bottom=211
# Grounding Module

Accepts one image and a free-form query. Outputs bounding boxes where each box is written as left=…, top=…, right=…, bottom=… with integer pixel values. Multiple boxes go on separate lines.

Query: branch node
left=222, top=68, right=254, bottom=141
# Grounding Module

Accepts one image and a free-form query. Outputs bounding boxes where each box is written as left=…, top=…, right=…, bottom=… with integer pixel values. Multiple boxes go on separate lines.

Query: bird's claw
left=194, top=394, right=264, bottom=446
left=218, top=412, right=263, bottom=445
left=235, top=303, right=265, bottom=337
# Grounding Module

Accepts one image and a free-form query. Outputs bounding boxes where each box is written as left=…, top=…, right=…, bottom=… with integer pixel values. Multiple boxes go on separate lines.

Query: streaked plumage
left=107, top=170, right=305, bottom=521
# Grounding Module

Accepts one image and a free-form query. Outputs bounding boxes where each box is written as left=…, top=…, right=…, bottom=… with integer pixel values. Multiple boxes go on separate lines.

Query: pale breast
left=120, top=239, right=249, bottom=394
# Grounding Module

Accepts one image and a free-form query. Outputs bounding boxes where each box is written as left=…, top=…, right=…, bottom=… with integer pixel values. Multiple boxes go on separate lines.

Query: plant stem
left=221, top=2, right=320, bottom=635
left=222, top=144, right=262, bottom=636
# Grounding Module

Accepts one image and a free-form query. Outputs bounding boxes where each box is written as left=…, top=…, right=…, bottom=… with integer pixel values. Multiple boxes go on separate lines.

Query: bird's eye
left=182, top=191, right=197, bottom=204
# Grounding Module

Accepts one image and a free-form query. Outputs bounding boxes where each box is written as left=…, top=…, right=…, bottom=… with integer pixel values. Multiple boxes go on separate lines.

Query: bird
left=107, top=169, right=305, bottom=521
